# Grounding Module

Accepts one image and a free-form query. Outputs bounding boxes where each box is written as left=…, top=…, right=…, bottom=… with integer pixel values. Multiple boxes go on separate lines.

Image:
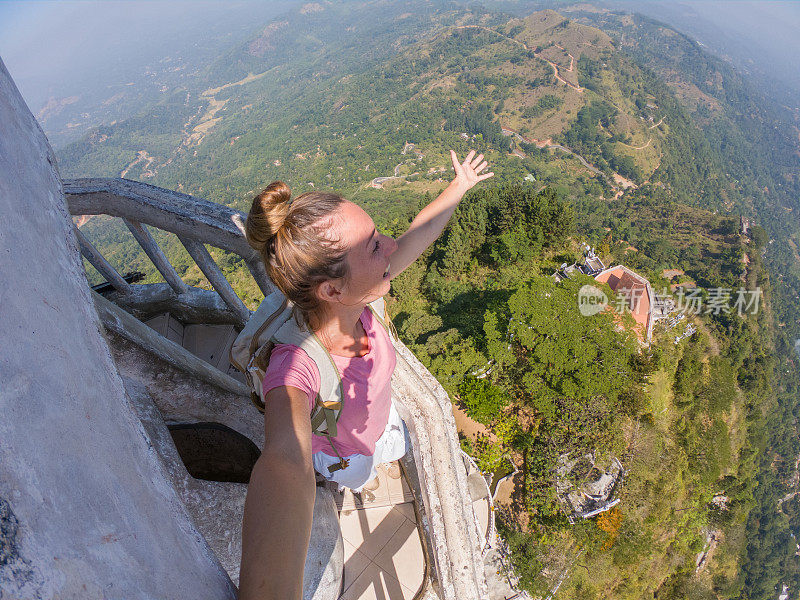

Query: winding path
left=121, top=71, right=273, bottom=180
left=612, top=117, right=662, bottom=151
left=454, top=25, right=584, bottom=93
left=619, top=137, right=652, bottom=150
left=554, top=44, right=575, bottom=72
left=371, top=159, right=420, bottom=187
left=120, top=150, right=157, bottom=179
left=501, top=125, right=627, bottom=188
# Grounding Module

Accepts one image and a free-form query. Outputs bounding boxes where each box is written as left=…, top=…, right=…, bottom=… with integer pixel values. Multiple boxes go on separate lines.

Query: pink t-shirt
left=261, top=307, right=396, bottom=457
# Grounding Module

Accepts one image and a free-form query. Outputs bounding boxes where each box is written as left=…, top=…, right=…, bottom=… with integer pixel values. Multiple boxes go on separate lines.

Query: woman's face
left=326, top=201, right=397, bottom=306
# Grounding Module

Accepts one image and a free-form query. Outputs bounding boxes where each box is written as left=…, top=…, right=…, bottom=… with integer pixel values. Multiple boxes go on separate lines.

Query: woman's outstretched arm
left=239, top=385, right=316, bottom=600
left=390, top=149, right=493, bottom=278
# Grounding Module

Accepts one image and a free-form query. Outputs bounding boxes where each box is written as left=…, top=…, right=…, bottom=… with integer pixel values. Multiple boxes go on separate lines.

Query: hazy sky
left=2, top=0, right=799, bottom=109
left=0, top=1, right=298, bottom=107
left=665, top=1, right=800, bottom=58
left=605, top=0, right=800, bottom=97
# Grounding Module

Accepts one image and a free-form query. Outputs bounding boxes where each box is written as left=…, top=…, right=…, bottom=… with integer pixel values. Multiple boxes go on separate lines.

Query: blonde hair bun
left=245, top=181, right=292, bottom=253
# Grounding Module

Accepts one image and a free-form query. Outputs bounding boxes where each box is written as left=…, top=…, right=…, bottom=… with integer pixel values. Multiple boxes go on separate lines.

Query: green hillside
left=390, top=181, right=769, bottom=599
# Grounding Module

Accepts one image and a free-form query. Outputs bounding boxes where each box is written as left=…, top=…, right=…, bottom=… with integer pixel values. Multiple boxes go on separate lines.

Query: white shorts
left=312, top=402, right=407, bottom=492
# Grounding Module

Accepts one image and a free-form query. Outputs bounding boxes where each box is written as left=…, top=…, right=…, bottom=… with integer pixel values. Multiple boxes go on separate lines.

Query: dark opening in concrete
left=168, top=423, right=260, bottom=483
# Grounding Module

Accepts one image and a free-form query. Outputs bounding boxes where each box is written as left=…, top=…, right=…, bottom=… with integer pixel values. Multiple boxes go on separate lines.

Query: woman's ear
left=315, top=279, right=343, bottom=304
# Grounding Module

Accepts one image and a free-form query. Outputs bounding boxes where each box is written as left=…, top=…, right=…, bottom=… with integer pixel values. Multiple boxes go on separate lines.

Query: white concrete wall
left=0, top=57, right=235, bottom=599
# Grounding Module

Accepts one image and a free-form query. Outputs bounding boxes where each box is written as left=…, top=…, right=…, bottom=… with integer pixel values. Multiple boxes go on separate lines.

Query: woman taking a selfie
left=238, top=150, right=492, bottom=600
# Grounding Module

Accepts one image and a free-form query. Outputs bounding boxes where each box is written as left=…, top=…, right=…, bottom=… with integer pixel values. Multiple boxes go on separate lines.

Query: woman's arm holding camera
left=239, top=385, right=316, bottom=600
left=391, top=149, right=493, bottom=278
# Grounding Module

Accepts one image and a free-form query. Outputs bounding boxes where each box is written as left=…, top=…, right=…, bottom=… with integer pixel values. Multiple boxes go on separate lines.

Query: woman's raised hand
left=450, top=149, right=494, bottom=191
left=392, top=149, right=494, bottom=278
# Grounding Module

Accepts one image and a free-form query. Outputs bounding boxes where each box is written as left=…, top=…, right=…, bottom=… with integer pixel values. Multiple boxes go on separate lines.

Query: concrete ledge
left=102, top=282, right=242, bottom=325
left=391, top=341, right=488, bottom=600
left=303, top=489, right=344, bottom=600
left=124, top=376, right=249, bottom=583
left=65, top=177, right=255, bottom=258
left=105, top=331, right=262, bottom=446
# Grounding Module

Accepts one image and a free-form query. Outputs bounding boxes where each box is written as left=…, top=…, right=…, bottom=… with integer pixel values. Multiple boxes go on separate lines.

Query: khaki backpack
left=229, top=290, right=396, bottom=472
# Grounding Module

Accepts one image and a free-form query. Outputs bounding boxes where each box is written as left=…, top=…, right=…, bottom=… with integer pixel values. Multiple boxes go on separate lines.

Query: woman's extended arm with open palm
left=390, top=149, right=493, bottom=279
left=239, top=385, right=316, bottom=600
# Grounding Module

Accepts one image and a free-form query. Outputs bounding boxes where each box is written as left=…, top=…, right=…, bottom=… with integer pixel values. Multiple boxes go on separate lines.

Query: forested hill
left=60, top=4, right=704, bottom=207
left=56, top=2, right=800, bottom=598
left=563, top=6, right=800, bottom=330
left=561, top=8, right=800, bottom=597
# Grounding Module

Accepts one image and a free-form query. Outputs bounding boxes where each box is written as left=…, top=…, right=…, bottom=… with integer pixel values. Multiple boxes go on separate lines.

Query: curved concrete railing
left=391, top=344, right=488, bottom=599
left=65, top=177, right=488, bottom=600
left=64, top=177, right=273, bottom=325
left=460, top=449, right=496, bottom=554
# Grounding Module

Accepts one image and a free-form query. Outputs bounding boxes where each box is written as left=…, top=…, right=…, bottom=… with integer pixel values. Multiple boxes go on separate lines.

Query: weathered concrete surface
left=103, top=282, right=242, bottom=325
left=0, top=57, right=235, bottom=599
left=303, top=490, right=343, bottom=600
left=123, top=375, right=250, bottom=584
left=105, top=330, right=262, bottom=445
left=483, top=548, right=532, bottom=600
left=64, top=177, right=257, bottom=259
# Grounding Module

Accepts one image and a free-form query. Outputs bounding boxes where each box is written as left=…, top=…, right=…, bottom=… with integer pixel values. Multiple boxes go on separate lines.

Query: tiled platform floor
left=336, top=463, right=425, bottom=600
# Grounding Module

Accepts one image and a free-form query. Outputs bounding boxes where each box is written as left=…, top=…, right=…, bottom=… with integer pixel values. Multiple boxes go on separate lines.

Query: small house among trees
left=552, top=243, right=605, bottom=282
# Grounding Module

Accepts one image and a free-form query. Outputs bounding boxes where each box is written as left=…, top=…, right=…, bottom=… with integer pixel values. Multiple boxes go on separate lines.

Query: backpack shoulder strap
left=369, top=295, right=386, bottom=318
left=367, top=296, right=397, bottom=340
left=273, top=319, right=344, bottom=437
left=229, top=290, right=289, bottom=373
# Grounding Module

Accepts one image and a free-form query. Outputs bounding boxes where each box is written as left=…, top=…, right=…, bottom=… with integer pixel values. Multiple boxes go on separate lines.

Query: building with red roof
left=595, top=265, right=655, bottom=344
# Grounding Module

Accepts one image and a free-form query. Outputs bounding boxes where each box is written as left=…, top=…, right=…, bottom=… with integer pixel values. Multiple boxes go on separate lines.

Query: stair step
left=143, top=312, right=185, bottom=346
left=183, top=324, right=236, bottom=370
left=143, top=314, right=245, bottom=384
